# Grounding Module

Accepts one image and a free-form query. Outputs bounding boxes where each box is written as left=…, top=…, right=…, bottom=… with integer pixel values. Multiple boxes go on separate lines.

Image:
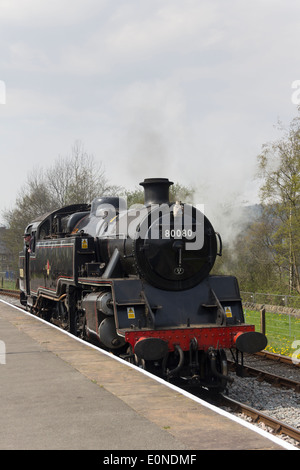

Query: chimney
left=140, top=178, right=173, bottom=205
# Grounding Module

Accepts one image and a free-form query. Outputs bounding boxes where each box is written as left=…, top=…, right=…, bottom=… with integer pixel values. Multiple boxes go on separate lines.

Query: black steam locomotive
left=19, top=178, right=267, bottom=391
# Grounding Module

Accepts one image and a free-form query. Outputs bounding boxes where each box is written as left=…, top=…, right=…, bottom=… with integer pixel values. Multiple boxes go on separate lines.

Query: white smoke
left=110, top=79, right=261, bottom=251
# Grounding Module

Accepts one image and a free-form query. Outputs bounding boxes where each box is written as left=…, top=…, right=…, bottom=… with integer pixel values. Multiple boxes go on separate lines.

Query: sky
left=1, top=0, right=300, bottom=230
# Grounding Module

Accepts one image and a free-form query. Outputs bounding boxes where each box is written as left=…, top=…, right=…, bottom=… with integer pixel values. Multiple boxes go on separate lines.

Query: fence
left=241, top=291, right=300, bottom=309
left=241, top=292, right=300, bottom=360
left=1, top=278, right=18, bottom=289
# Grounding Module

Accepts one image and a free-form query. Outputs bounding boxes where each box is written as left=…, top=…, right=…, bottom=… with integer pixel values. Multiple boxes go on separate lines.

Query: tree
left=2, top=141, right=119, bottom=272
left=217, top=213, right=282, bottom=293
left=123, top=181, right=196, bottom=207
left=257, top=112, right=300, bottom=294
left=46, top=140, right=119, bottom=206
left=1, top=168, right=56, bottom=272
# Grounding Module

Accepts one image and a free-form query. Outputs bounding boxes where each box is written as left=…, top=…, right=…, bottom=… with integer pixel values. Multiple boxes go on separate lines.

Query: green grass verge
left=244, top=309, right=300, bottom=358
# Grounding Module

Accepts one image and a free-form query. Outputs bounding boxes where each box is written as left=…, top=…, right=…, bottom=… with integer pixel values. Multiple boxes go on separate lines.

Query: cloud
left=1, top=0, right=300, bottom=227
left=104, top=2, right=218, bottom=56
left=40, top=1, right=219, bottom=77
left=5, top=42, right=51, bottom=72
left=0, top=0, right=108, bottom=25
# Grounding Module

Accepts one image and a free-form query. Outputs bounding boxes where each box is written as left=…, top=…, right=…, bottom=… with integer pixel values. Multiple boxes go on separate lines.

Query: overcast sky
left=1, top=0, right=300, bottom=227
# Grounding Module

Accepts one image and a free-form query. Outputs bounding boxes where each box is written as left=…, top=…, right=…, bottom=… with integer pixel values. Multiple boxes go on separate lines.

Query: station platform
left=0, top=299, right=295, bottom=451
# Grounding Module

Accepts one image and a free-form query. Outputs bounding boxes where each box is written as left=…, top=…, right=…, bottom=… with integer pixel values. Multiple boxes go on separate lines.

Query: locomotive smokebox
left=140, top=178, right=173, bottom=205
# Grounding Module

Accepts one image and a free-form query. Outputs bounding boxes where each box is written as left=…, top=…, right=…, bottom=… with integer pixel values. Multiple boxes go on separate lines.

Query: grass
left=0, top=279, right=17, bottom=290
left=244, top=308, right=300, bottom=358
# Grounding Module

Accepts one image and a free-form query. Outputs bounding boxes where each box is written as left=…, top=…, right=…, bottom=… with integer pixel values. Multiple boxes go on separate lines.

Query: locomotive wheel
left=217, top=349, right=228, bottom=372
left=122, top=346, right=146, bottom=369
left=199, top=348, right=229, bottom=391
left=134, top=354, right=146, bottom=369
left=81, top=317, right=88, bottom=340
left=211, top=349, right=228, bottom=391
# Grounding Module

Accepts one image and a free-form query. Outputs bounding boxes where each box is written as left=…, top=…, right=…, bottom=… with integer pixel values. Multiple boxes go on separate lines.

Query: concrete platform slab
left=0, top=300, right=295, bottom=450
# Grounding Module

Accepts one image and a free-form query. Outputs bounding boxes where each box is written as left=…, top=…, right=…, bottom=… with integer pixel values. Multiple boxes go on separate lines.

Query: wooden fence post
left=260, top=306, right=266, bottom=335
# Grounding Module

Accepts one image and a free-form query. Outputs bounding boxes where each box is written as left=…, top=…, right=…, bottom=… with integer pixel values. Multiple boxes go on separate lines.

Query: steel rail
left=0, top=288, right=19, bottom=298
left=221, top=394, right=300, bottom=444
left=228, top=361, right=300, bottom=392
left=256, top=350, right=300, bottom=367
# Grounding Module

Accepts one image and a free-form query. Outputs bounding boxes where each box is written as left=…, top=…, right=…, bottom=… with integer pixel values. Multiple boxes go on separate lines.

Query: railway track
left=220, top=394, right=300, bottom=445
left=0, top=288, right=19, bottom=298
left=229, top=361, right=300, bottom=392
left=256, top=350, right=300, bottom=367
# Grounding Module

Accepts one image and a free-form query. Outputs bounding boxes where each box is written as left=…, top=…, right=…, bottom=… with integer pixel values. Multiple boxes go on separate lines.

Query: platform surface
left=0, top=300, right=292, bottom=450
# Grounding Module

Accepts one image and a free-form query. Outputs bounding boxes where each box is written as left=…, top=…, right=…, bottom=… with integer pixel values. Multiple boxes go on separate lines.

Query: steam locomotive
left=19, top=178, right=267, bottom=391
